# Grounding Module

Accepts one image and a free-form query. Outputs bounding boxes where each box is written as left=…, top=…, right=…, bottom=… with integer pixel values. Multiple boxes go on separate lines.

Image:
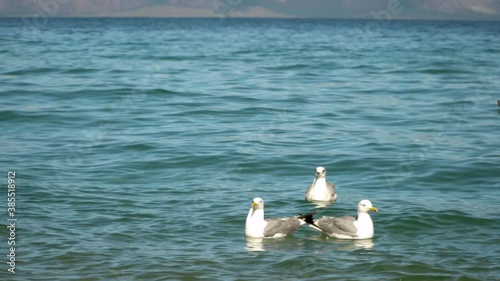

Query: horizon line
left=0, top=16, right=499, bottom=22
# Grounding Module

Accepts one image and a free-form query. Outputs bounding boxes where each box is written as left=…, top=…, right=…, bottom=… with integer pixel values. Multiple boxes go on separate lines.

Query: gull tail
left=298, top=211, right=320, bottom=229
left=299, top=211, right=322, bottom=231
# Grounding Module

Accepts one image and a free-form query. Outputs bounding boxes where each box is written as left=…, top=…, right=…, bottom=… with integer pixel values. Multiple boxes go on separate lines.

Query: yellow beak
left=370, top=206, right=378, bottom=212
left=252, top=202, right=258, bottom=207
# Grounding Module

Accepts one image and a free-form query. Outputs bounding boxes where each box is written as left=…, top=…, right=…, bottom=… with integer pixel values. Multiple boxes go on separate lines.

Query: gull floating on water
left=307, top=200, right=378, bottom=239
left=305, top=166, right=337, bottom=202
left=245, top=197, right=316, bottom=238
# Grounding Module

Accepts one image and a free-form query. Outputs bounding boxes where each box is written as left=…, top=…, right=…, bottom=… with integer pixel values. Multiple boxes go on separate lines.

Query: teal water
left=1, top=18, right=500, bottom=280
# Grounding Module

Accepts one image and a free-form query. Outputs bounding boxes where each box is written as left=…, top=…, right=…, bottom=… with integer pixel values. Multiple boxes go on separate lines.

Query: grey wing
left=316, top=216, right=358, bottom=237
left=263, top=218, right=302, bottom=237
left=327, top=182, right=336, bottom=198
left=305, top=182, right=314, bottom=198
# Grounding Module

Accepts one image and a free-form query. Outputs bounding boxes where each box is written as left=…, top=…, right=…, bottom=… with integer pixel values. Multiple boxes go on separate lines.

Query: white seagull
left=245, top=197, right=316, bottom=238
left=307, top=200, right=378, bottom=239
left=305, top=166, right=337, bottom=202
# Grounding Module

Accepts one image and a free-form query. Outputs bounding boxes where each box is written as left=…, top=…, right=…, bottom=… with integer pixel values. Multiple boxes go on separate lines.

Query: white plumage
left=307, top=200, right=378, bottom=239
left=305, top=166, right=337, bottom=202
left=245, top=197, right=315, bottom=238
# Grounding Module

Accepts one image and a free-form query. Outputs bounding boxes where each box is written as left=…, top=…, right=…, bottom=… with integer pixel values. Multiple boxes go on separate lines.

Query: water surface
left=1, top=18, right=499, bottom=280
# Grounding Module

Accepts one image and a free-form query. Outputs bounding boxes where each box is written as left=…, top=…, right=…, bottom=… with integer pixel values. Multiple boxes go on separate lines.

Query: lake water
left=1, top=18, right=500, bottom=280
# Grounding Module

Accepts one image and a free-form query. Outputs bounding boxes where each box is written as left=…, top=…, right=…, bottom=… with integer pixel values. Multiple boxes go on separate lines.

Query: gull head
left=357, top=200, right=378, bottom=213
left=251, top=197, right=264, bottom=210
left=315, top=166, right=327, bottom=178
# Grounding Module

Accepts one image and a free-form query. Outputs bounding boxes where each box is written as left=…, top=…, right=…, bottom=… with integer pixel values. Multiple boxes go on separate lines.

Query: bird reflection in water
left=245, top=237, right=265, bottom=252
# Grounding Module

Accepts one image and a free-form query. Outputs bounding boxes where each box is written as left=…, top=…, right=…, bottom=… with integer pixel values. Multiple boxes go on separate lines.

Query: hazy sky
left=1, top=0, right=499, bottom=20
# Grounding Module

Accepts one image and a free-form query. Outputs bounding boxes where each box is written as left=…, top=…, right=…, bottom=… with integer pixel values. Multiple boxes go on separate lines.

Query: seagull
left=305, top=166, right=337, bottom=202
left=307, top=200, right=378, bottom=239
left=245, top=197, right=316, bottom=238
